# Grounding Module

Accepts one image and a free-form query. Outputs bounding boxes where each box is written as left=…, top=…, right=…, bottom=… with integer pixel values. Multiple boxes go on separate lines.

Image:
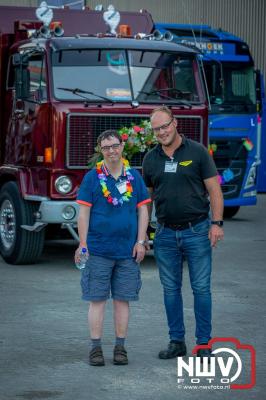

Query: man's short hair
left=97, top=130, right=122, bottom=147
left=150, top=105, right=173, bottom=120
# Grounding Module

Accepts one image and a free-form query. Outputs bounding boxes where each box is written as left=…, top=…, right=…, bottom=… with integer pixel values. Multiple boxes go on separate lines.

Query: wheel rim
left=0, top=199, right=16, bottom=250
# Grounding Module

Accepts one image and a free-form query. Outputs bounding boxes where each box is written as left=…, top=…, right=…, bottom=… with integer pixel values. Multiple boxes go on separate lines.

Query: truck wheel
left=223, top=206, right=240, bottom=219
left=0, top=182, right=45, bottom=264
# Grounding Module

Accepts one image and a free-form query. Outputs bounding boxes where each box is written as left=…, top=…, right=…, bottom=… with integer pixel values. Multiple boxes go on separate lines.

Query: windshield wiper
left=57, top=87, right=114, bottom=104
left=151, top=87, right=189, bottom=97
left=138, top=89, right=192, bottom=108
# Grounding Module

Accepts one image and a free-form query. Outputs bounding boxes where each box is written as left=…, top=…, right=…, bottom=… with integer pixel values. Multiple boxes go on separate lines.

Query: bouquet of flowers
left=118, top=120, right=157, bottom=160
left=88, top=120, right=157, bottom=167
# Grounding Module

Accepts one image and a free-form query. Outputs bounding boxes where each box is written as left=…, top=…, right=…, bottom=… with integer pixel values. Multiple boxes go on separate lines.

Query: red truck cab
left=0, top=5, right=208, bottom=264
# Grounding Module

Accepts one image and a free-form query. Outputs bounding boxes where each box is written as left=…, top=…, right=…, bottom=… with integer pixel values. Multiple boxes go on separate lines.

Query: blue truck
left=155, top=23, right=266, bottom=217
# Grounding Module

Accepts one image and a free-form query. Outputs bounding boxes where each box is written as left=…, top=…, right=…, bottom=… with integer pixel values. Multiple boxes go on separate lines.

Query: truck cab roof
left=48, top=36, right=199, bottom=53
left=12, top=36, right=199, bottom=55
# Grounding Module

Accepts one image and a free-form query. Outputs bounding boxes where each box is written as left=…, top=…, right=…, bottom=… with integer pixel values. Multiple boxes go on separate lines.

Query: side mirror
left=13, top=54, right=30, bottom=99
left=15, top=68, right=30, bottom=100
left=12, top=53, right=29, bottom=67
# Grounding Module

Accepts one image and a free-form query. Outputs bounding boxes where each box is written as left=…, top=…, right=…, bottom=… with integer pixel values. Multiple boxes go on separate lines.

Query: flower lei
left=96, top=159, right=134, bottom=206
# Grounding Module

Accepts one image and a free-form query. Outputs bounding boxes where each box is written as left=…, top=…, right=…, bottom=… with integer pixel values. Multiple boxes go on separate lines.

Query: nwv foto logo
left=177, top=337, right=256, bottom=390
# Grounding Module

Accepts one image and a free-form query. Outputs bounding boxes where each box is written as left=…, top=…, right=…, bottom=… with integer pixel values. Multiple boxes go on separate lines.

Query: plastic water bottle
left=75, top=247, right=88, bottom=270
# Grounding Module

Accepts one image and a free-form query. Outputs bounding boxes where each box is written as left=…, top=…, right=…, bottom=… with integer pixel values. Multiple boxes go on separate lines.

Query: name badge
left=116, top=180, right=127, bottom=194
left=164, top=161, right=177, bottom=173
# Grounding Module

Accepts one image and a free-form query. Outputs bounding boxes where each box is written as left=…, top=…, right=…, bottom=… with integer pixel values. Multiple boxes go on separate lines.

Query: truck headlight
left=244, top=164, right=256, bottom=189
left=55, top=176, right=72, bottom=194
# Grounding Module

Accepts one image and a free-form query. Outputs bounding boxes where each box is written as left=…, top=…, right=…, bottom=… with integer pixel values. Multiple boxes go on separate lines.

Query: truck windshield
left=204, top=62, right=256, bottom=113
left=52, top=49, right=202, bottom=104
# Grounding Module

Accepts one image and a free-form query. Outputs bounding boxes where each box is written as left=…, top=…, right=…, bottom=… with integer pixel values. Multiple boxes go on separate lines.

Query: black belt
left=158, top=215, right=207, bottom=231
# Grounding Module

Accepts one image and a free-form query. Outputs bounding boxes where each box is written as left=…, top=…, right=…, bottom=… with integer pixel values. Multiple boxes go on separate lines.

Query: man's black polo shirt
left=142, top=136, right=217, bottom=224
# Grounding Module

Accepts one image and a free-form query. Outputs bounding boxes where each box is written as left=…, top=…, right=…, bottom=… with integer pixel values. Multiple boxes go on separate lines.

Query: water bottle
left=75, top=247, right=88, bottom=270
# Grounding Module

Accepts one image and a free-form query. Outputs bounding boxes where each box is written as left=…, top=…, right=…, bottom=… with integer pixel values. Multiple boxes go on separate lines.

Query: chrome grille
left=66, top=114, right=202, bottom=169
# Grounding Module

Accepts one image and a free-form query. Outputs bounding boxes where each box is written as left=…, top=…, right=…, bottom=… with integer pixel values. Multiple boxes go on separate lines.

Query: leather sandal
left=89, top=346, right=105, bottom=366
left=113, top=345, right=128, bottom=365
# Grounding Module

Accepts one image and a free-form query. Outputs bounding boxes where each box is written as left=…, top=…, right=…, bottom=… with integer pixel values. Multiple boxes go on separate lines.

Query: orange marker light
left=44, top=147, right=52, bottom=163
left=118, top=25, right=132, bottom=37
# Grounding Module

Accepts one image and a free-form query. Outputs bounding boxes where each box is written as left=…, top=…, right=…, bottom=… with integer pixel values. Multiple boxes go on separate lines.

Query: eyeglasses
left=153, top=118, right=173, bottom=134
left=100, top=143, right=121, bottom=152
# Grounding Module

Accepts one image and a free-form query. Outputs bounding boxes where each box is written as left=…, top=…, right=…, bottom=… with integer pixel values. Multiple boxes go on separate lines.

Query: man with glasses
left=75, top=129, right=151, bottom=366
left=142, top=106, right=224, bottom=362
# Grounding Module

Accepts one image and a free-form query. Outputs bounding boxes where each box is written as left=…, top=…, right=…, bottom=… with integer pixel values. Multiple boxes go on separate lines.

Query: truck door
left=6, top=51, right=47, bottom=166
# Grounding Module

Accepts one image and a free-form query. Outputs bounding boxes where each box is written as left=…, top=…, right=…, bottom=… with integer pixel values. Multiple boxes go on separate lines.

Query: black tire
left=0, top=182, right=45, bottom=264
left=223, top=206, right=240, bottom=219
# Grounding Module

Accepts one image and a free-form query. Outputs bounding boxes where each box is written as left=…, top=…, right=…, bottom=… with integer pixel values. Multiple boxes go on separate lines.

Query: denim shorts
left=80, top=255, right=142, bottom=301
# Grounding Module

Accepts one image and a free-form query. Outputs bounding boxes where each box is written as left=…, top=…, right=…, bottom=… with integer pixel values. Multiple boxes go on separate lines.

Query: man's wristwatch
left=136, top=240, right=146, bottom=246
left=211, top=220, right=224, bottom=227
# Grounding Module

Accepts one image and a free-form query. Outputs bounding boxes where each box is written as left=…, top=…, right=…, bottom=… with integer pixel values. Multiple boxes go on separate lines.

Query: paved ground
left=0, top=195, right=266, bottom=400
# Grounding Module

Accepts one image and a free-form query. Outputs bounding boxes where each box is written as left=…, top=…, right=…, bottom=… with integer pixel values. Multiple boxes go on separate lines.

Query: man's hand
left=74, top=245, right=89, bottom=264
left=208, top=225, right=224, bottom=247
left=132, top=243, right=146, bottom=263
left=145, top=233, right=150, bottom=251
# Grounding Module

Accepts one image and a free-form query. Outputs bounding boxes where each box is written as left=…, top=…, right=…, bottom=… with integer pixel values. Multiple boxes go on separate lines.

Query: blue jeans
left=154, top=219, right=212, bottom=345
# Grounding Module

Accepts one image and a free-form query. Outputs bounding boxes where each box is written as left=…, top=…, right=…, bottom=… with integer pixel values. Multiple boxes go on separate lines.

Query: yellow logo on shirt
left=179, top=160, right=193, bottom=166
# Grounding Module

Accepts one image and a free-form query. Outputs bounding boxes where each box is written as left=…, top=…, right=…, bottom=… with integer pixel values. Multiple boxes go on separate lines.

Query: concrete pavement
left=0, top=195, right=266, bottom=400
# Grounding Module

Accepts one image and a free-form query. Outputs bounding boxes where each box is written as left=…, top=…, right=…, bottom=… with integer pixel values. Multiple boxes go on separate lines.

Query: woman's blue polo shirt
left=77, top=166, right=151, bottom=259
